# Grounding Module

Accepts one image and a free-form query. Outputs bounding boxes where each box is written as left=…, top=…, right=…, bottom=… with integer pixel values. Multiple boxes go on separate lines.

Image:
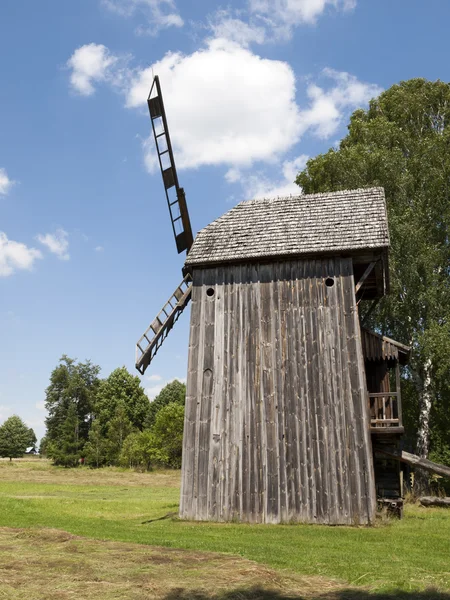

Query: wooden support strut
left=378, top=449, right=450, bottom=479
left=355, top=261, right=377, bottom=295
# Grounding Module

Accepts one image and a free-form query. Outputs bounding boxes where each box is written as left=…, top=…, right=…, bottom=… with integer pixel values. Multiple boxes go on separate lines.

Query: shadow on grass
left=163, top=589, right=450, bottom=600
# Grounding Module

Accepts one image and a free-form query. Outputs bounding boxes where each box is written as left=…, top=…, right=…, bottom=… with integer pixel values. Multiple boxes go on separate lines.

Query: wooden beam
left=420, top=496, right=450, bottom=508
left=378, top=449, right=450, bottom=479
left=355, top=261, right=377, bottom=294
left=370, top=426, right=404, bottom=435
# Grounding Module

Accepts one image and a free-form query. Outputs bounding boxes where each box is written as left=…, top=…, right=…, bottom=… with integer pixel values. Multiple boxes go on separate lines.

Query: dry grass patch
left=0, top=458, right=180, bottom=487
left=0, top=527, right=346, bottom=600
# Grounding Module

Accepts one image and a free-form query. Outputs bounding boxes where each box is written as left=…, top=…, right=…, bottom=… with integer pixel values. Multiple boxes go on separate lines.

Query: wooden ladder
left=135, top=273, right=193, bottom=374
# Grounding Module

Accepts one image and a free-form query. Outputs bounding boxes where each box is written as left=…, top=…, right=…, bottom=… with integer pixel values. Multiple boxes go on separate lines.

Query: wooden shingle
left=185, top=187, right=389, bottom=267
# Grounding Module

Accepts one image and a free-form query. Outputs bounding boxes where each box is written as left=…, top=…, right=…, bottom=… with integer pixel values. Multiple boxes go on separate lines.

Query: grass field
left=0, top=459, right=450, bottom=599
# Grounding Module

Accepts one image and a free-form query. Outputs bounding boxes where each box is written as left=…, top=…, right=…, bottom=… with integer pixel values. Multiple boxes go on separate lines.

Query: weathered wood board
left=180, top=258, right=376, bottom=525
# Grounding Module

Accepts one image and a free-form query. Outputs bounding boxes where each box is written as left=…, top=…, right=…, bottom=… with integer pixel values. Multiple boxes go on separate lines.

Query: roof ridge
left=237, top=186, right=384, bottom=207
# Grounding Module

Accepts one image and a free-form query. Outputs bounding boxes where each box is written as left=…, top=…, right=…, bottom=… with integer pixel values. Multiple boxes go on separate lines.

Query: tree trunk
left=415, top=358, right=433, bottom=494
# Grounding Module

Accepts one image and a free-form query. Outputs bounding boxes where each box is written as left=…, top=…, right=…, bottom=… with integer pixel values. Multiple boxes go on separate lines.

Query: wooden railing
left=369, top=392, right=402, bottom=429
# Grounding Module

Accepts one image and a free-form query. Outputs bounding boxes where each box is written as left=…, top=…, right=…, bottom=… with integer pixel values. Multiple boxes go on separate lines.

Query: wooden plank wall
left=180, top=257, right=376, bottom=525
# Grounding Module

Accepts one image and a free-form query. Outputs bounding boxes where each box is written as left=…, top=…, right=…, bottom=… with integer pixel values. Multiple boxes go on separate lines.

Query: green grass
left=1, top=459, right=450, bottom=595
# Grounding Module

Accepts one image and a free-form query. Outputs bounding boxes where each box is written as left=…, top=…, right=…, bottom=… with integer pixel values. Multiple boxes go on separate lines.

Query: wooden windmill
left=136, top=77, right=410, bottom=525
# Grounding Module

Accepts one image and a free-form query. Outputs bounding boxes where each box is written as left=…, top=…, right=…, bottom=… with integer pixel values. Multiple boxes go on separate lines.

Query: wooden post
left=395, top=361, right=402, bottom=427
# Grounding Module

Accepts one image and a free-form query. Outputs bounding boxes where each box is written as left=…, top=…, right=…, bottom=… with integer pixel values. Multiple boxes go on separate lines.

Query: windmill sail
left=135, top=273, right=192, bottom=374
left=148, top=76, right=193, bottom=254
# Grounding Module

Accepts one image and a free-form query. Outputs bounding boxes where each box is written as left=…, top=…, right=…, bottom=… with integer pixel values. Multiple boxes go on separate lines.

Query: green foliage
left=103, top=401, right=135, bottom=465
left=119, top=430, right=168, bottom=470
left=95, top=367, right=149, bottom=433
left=27, top=428, right=37, bottom=452
left=120, top=401, right=185, bottom=470
left=46, top=403, right=82, bottom=467
left=119, top=380, right=187, bottom=471
left=45, top=355, right=100, bottom=463
left=151, top=402, right=185, bottom=468
left=145, top=379, right=186, bottom=429
left=0, top=416, right=36, bottom=460
left=296, top=78, right=450, bottom=460
left=38, top=435, right=48, bottom=456
left=43, top=361, right=186, bottom=469
left=83, top=419, right=109, bottom=468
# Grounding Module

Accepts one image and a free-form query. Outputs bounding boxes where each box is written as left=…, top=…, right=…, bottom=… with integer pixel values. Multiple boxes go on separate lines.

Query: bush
left=119, top=431, right=168, bottom=470
left=120, top=402, right=185, bottom=470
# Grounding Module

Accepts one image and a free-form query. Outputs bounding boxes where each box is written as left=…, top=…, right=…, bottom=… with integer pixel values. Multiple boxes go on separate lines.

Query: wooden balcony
left=369, top=392, right=404, bottom=434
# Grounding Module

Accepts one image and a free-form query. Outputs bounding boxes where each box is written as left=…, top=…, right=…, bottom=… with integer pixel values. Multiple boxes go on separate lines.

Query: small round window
left=325, top=277, right=335, bottom=288
left=206, top=287, right=215, bottom=298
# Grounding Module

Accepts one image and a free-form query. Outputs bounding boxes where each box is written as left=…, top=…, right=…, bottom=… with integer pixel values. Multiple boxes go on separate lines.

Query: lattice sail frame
left=148, top=76, right=193, bottom=254
left=135, top=274, right=193, bottom=374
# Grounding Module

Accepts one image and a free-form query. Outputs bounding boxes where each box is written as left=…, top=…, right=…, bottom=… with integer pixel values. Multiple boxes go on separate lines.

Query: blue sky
left=1, top=0, right=449, bottom=441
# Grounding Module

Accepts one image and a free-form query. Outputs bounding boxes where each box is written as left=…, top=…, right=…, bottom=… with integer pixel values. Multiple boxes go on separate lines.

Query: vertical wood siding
left=180, top=258, right=376, bottom=525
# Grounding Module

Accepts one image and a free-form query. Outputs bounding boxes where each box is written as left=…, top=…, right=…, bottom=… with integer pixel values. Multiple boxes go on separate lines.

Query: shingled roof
left=185, top=187, right=389, bottom=267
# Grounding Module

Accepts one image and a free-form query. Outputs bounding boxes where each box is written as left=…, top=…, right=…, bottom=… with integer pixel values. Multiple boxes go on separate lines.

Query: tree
left=83, top=420, right=108, bottom=468
left=103, top=400, right=134, bottom=465
left=47, top=403, right=83, bottom=467
left=45, top=356, right=100, bottom=465
left=296, top=79, right=450, bottom=477
left=39, top=435, right=48, bottom=456
left=0, top=416, right=36, bottom=460
left=27, top=428, right=37, bottom=452
left=151, top=402, right=185, bottom=468
left=145, top=379, right=186, bottom=429
left=95, top=367, right=149, bottom=433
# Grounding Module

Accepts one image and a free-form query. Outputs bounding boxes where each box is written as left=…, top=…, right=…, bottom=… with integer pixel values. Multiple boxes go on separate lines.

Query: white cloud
left=145, top=376, right=185, bottom=400
left=207, top=10, right=266, bottom=46
left=102, top=0, right=183, bottom=35
left=0, top=168, right=15, bottom=196
left=94, top=245, right=104, bottom=252
left=207, top=1, right=357, bottom=46
left=35, top=401, right=46, bottom=411
left=125, top=43, right=379, bottom=172
left=249, top=0, right=355, bottom=38
left=0, top=232, right=42, bottom=277
left=231, top=154, right=308, bottom=200
left=282, top=154, right=309, bottom=182
left=66, top=40, right=380, bottom=179
left=67, top=43, right=118, bottom=96
left=147, top=373, right=163, bottom=382
left=225, top=168, right=242, bottom=184
left=36, top=229, right=70, bottom=260
left=146, top=383, right=165, bottom=399
left=299, top=69, right=382, bottom=138
left=127, top=38, right=302, bottom=170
